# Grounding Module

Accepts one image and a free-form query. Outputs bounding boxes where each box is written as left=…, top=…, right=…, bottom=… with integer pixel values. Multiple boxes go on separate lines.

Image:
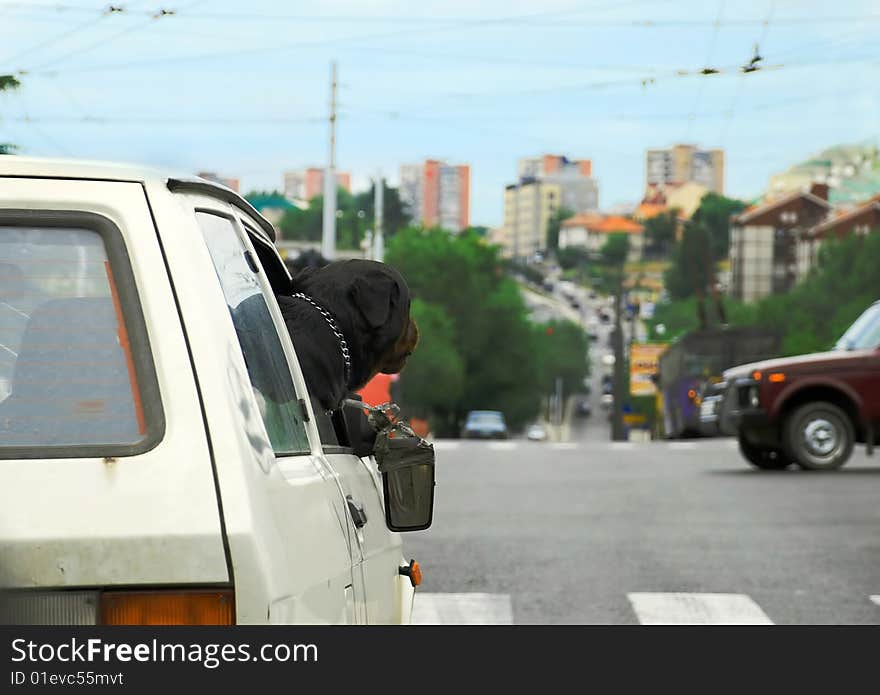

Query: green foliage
left=650, top=229, right=880, bottom=357
left=534, top=319, right=590, bottom=397
left=278, top=184, right=411, bottom=248
left=1, top=74, right=21, bottom=154
left=546, top=207, right=574, bottom=252
left=394, top=299, right=465, bottom=425
left=643, top=210, right=677, bottom=259
left=663, top=222, right=714, bottom=301
left=646, top=296, right=757, bottom=342
left=691, top=192, right=747, bottom=260
left=556, top=246, right=591, bottom=270
left=386, top=227, right=554, bottom=434
left=600, top=233, right=629, bottom=267
left=749, top=229, right=880, bottom=355
left=0, top=75, right=20, bottom=91
left=662, top=193, right=747, bottom=300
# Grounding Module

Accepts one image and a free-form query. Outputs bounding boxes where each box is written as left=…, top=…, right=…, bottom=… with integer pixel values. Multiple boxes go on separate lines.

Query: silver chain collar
left=290, top=292, right=352, bottom=385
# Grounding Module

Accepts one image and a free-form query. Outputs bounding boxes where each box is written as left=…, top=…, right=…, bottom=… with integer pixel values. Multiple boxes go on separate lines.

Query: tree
left=690, top=192, right=747, bottom=260
left=385, top=227, right=546, bottom=434
left=643, top=210, right=678, bottom=259
left=1, top=74, right=21, bottom=155
left=534, top=319, right=590, bottom=398
left=663, top=222, right=714, bottom=304
left=600, top=233, right=630, bottom=267
left=279, top=183, right=412, bottom=248
left=394, top=299, right=465, bottom=433
left=547, top=207, right=574, bottom=252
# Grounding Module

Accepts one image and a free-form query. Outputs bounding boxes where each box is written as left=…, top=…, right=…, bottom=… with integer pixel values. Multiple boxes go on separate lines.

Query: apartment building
left=503, top=178, right=561, bottom=259
left=283, top=167, right=351, bottom=201
left=501, top=154, right=599, bottom=258
left=399, top=159, right=470, bottom=232
left=645, top=144, right=724, bottom=198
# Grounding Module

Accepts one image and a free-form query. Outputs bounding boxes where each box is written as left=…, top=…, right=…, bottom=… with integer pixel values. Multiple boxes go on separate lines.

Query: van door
left=154, top=191, right=362, bottom=624
left=233, top=214, right=407, bottom=624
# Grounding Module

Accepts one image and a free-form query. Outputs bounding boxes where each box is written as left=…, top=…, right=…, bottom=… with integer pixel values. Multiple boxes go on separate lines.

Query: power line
left=685, top=0, right=726, bottom=141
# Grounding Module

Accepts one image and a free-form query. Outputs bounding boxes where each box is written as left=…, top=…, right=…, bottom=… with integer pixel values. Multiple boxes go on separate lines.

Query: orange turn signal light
left=399, top=559, right=422, bottom=588
left=768, top=373, right=786, bottom=383
left=752, top=370, right=762, bottom=381
left=100, top=590, right=234, bottom=625
left=687, top=389, right=697, bottom=399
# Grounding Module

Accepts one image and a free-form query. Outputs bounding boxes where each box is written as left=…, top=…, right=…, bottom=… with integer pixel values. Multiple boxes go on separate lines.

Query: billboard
left=630, top=343, right=668, bottom=396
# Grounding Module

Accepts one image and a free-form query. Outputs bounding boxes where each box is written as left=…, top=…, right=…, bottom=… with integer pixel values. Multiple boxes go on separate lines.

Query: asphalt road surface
left=404, top=438, right=880, bottom=624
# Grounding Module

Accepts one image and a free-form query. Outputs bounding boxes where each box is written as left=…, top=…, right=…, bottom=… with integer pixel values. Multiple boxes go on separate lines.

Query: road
left=404, top=439, right=880, bottom=624
left=404, top=279, right=880, bottom=625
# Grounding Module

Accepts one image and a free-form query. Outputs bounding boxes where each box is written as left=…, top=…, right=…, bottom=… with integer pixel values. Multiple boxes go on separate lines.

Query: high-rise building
left=645, top=144, right=724, bottom=198
left=399, top=159, right=470, bottom=231
left=501, top=154, right=599, bottom=259
left=283, top=167, right=351, bottom=201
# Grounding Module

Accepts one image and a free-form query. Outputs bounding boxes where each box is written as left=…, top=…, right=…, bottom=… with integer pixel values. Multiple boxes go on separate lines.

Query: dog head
left=290, top=259, right=419, bottom=392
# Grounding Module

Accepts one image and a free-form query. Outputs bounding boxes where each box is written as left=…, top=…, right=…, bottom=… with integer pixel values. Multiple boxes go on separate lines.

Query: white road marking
left=410, top=593, right=513, bottom=625
left=870, top=595, right=880, bottom=607
left=628, top=593, right=774, bottom=625
left=551, top=443, right=580, bottom=450
left=431, top=440, right=460, bottom=450
left=609, top=442, right=637, bottom=450
left=667, top=442, right=698, bottom=450
left=488, top=442, right=518, bottom=451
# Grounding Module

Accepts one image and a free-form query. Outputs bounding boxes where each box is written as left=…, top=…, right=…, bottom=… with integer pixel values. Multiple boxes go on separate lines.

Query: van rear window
left=0, top=217, right=162, bottom=457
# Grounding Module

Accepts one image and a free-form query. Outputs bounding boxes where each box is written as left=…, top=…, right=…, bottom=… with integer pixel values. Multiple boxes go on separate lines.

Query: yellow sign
left=630, top=343, right=668, bottom=396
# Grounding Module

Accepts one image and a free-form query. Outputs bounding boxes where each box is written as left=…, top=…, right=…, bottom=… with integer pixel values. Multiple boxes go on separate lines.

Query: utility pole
left=374, top=173, right=384, bottom=262
left=321, top=61, right=338, bottom=260
left=611, top=266, right=627, bottom=441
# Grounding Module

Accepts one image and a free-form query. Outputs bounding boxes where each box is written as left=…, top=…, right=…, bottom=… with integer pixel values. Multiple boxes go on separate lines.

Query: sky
left=1, top=0, right=878, bottom=227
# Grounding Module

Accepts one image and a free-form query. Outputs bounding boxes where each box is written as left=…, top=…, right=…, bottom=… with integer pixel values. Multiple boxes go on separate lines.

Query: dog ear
left=350, top=273, right=400, bottom=329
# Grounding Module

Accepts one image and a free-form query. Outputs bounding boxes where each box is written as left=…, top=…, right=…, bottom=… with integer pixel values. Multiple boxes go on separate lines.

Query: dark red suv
left=723, top=300, right=880, bottom=470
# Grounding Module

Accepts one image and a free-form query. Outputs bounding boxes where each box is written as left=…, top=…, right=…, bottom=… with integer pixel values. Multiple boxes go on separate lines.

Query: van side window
left=0, top=220, right=162, bottom=457
left=196, top=212, right=310, bottom=455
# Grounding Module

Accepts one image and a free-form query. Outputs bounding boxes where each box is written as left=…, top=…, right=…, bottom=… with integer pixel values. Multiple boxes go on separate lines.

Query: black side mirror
left=343, top=400, right=435, bottom=532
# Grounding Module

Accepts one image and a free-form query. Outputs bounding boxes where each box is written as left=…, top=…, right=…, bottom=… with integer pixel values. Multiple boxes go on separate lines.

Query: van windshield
left=834, top=303, right=880, bottom=351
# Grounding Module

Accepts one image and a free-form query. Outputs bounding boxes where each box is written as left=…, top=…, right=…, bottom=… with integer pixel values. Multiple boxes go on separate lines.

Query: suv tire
left=784, top=401, right=854, bottom=471
left=738, top=432, right=791, bottom=470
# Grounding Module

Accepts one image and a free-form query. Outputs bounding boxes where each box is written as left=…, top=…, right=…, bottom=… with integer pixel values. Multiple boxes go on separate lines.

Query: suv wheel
left=738, top=432, right=790, bottom=470
left=784, top=401, right=854, bottom=471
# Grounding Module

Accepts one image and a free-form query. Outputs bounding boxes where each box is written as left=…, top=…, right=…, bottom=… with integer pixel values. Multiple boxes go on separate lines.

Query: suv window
left=196, top=211, right=310, bottom=455
left=0, top=219, right=162, bottom=456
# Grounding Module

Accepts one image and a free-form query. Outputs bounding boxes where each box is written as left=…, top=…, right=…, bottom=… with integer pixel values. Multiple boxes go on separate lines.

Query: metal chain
left=290, top=292, right=352, bottom=384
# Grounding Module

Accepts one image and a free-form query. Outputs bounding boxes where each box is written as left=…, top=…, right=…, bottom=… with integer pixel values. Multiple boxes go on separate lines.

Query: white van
left=0, top=157, right=430, bottom=625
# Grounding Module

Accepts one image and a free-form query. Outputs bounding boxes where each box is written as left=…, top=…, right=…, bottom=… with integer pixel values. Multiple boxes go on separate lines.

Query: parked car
left=461, top=410, right=509, bottom=439
left=600, top=393, right=614, bottom=410
left=0, top=157, right=432, bottom=625
left=724, top=300, right=880, bottom=470
left=697, top=378, right=729, bottom=437
left=576, top=398, right=593, bottom=417
left=526, top=422, right=549, bottom=441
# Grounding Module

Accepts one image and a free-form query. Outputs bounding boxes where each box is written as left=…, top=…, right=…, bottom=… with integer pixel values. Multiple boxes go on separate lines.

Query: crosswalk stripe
left=870, top=595, right=880, bottom=607
left=628, top=592, right=774, bottom=625
left=488, top=442, right=518, bottom=451
left=551, top=443, right=580, bottom=450
left=431, top=441, right=460, bottom=450
left=410, top=593, right=513, bottom=625
left=668, top=442, right=698, bottom=450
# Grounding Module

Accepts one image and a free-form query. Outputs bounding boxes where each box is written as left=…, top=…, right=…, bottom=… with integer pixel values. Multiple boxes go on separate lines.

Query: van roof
left=0, top=155, right=276, bottom=242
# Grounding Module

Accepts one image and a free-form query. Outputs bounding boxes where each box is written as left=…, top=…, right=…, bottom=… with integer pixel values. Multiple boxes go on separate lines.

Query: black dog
left=276, top=259, right=419, bottom=412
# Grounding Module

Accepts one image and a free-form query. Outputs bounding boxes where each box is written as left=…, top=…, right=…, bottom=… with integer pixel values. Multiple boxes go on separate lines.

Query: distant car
left=600, top=393, right=614, bottom=410
left=526, top=423, right=548, bottom=441
left=576, top=399, right=592, bottom=417
left=461, top=410, right=509, bottom=439
left=587, top=328, right=599, bottom=341
left=588, top=290, right=597, bottom=300
left=602, top=353, right=616, bottom=367
left=697, top=379, right=728, bottom=437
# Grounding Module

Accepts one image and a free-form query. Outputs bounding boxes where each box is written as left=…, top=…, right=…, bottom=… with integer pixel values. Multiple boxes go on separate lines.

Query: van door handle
left=346, top=495, right=368, bottom=528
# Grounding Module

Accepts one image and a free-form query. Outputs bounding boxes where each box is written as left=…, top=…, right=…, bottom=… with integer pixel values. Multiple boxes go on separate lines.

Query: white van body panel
left=0, top=177, right=228, bottom=587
